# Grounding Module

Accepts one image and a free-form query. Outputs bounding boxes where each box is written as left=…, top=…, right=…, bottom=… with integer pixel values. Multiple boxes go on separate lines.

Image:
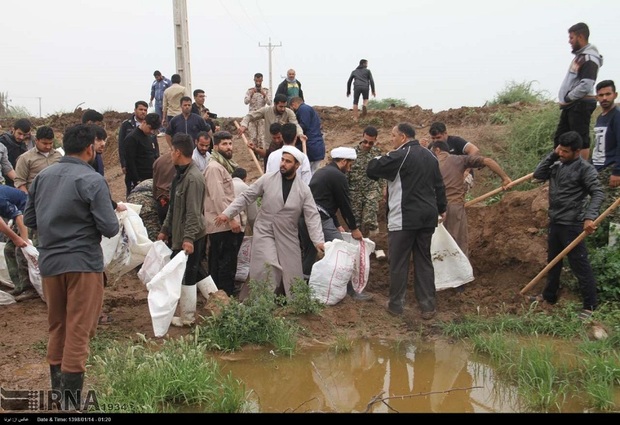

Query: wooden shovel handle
left=465, top=173, right=534, bottom=207
left=520, top=196, right=620, bottom=295
left=234, top=121, right=264, bottom=176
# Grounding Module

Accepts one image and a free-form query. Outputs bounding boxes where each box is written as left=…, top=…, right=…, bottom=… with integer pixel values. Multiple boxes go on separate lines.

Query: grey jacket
left=533, top=152, right=604, bottom=225
left=558, top=43, right=603, bottom=104
left=347, top=66, right=375, bottom=95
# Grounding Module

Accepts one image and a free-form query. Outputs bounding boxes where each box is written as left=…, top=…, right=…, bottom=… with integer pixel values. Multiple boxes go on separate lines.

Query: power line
left=259, top=38, right=282, bottom=94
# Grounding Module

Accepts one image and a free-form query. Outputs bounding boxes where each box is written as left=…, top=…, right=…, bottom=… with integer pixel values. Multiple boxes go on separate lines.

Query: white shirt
left=265, top=146, right=312, bottom=185
left=192, top=148, right=210, bottom=172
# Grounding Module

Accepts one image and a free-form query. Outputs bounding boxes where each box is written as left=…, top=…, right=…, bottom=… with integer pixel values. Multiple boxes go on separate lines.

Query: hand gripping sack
left=146, top=252, right=187, bottom=337
left=340, top=232, right=375, bottom=294
left=104, top=206, right=154, bottom=278
left=308, top=239, right=358, bottom=305
left=431, top=223, right=474, bottom=290
left=21, top=244, right=45, bottom=301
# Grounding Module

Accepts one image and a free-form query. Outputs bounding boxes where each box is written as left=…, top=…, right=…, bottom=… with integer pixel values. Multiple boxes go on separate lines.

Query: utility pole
left=259, top=38, right=282, bottom=95
left=172, top=0, right=192, bottom=95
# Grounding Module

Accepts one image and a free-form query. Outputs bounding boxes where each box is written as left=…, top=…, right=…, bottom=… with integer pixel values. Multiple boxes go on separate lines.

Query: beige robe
left=222, top=171, right=324, bottom=298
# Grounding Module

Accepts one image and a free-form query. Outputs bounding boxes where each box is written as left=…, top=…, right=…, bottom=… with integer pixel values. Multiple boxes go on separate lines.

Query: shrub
left=367, top=98, right=409, bottom=110
left=488, top=80, right=552, bottom=106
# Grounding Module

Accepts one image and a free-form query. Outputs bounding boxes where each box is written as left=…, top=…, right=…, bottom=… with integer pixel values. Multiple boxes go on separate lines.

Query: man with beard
left=591, top=79, right=620, bottom=246
left=244, top=72, right=271, bottom=150
left=0, top=118, right=32, bottom=187
left=204, top=131, right=241, bottom=297
left=24, top=124, right=119, bottom=410
left=237, top=93, right=306, bottom=154
left=215, top=145, right=324, bottom=300
left=553, top=22, right=603, bottom=160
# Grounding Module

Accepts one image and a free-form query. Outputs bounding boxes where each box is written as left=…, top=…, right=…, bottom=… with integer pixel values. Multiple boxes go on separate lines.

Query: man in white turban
left=299, top=146, right=372, bottom=301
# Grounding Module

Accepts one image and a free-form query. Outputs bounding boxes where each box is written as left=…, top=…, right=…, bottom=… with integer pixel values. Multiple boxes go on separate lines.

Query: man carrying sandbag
left=300, top=146, right=371, bottom=301
left=157, top=134, right=207, bottom=327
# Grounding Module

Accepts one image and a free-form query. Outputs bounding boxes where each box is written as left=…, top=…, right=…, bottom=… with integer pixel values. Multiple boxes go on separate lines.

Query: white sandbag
left=146, top=252, right=187, bottom=337
left=235, top=236, right=252, bottom=282
left=138, top=240, right=172, bottom=285
left=0, top=242, right=13, bottom=288
left=340, top=233, right=375, bottom=294
left=309, top=239, right=358, bottom=305
left=105, top=207, right=154, bottom=278
left=0, top=289, right=15, bottom=305
left=431, top=223, right=474, bottom=290
left=21, top=244, right=45, bottom=302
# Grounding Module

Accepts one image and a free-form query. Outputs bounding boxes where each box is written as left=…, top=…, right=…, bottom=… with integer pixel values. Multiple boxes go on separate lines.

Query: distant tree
left=368, top=98, right=409, bottom=110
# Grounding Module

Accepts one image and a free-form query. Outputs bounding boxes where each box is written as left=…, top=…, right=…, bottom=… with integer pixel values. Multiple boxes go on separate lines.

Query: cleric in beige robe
left=216, top=147, right=324, bottom=299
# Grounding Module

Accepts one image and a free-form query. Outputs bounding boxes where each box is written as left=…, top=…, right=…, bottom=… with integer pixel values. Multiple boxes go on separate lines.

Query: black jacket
left=533, top=152, right=604, bottom=225
left=367, top=140, right=446, bottom=231
left=276, top=79, right=304, bottom=102
left=308, top=162, right=357, bottom=230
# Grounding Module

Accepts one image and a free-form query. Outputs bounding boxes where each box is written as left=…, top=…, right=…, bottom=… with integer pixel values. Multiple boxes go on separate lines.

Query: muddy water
left=218, top=338, right=527, bottom=413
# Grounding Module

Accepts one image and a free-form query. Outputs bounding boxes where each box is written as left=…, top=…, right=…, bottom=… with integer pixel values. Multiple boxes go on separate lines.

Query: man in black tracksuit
left=367, top=122, right=447, bottom=319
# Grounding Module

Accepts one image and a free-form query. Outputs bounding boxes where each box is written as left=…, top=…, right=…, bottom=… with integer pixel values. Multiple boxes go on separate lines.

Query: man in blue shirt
left=289, top=97, right=326, bottom=173
left=0, top=185, right=32, bottom=300
left=150, top=70, right=171, bottom=132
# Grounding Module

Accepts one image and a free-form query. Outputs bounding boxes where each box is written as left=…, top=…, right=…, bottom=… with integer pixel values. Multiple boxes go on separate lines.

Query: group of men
left=2, top=18, right=618, bottom=412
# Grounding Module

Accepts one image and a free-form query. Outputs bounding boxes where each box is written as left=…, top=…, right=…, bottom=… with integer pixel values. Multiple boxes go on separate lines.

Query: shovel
left=465, top=173, right=534, bottom=207
left=520, top=196, right=620, bottom=295
left=234, top=120, right=265, bottom=176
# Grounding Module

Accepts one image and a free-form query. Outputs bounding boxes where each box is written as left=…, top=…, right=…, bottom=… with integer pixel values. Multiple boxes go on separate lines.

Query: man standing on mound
left=347, top=59, right=376, bottom=121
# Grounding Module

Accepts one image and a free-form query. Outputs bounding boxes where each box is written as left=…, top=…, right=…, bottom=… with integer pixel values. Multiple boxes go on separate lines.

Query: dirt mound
left=0, top=103, right=557, bottom=397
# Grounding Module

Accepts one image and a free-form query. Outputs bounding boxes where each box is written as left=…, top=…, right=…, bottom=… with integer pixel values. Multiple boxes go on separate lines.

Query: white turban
left=330, top=147, right=357, bottom=160
left=281, top=145, right=304, bottom=164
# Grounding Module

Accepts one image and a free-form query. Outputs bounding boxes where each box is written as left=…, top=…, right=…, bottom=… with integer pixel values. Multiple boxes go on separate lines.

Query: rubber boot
left=171, top=284, right=196, bottom=327
left=50, top=364, right=62, bottom=390
left=48, top=364, right=63, bottom=410
left=196, top=275, right=218, bottom=300
left=60, top=372, right=84, bottom=411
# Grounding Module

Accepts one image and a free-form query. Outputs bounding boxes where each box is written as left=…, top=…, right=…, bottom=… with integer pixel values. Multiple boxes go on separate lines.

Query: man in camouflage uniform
left=126, top=179, right=161, bottom=242
left=243, top=73, right=271, bottom=150
left=348, top=126, right=384, bottom=236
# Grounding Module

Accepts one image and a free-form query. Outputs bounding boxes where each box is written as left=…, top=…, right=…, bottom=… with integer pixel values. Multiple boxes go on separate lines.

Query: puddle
left=218, top=338, right=528, bottom=413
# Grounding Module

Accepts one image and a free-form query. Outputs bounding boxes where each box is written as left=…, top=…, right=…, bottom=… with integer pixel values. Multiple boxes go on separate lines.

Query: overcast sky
left=2, top=0, right=619, bottom=118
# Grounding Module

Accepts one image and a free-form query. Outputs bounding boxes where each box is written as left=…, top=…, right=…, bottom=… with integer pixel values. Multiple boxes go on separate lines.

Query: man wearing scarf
left=276, top=69, right=304, bottom=104
left=204, top=131, right=242, bottom=296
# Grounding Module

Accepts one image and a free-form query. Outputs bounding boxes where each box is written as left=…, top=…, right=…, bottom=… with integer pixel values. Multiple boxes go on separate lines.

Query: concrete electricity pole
left=259, top=38, right=282, bottom=95
left=172, top=0, right=192, bottom=95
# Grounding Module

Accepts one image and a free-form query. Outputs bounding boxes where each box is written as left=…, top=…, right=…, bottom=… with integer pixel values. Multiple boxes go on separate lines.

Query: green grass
left=441, top=302, right=620, bottom=412
left=89, top=333, right=249, bottom=413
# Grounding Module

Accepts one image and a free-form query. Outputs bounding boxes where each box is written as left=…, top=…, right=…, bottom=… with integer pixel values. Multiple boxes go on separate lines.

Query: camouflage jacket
left=348, top=144, right=384, bottom=195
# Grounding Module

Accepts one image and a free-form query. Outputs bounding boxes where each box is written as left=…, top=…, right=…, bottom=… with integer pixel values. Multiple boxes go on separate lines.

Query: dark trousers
left=171, top=235, right=206, bottom=286
left=208, top=231, right=240, bottom=296
left=387, top=228, right=436, bottom=314
left=124, top=174, right=135, bottom=197
left=543, top=223, right=598, bottom=311
left=553, top=100, right=597, bottom=150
